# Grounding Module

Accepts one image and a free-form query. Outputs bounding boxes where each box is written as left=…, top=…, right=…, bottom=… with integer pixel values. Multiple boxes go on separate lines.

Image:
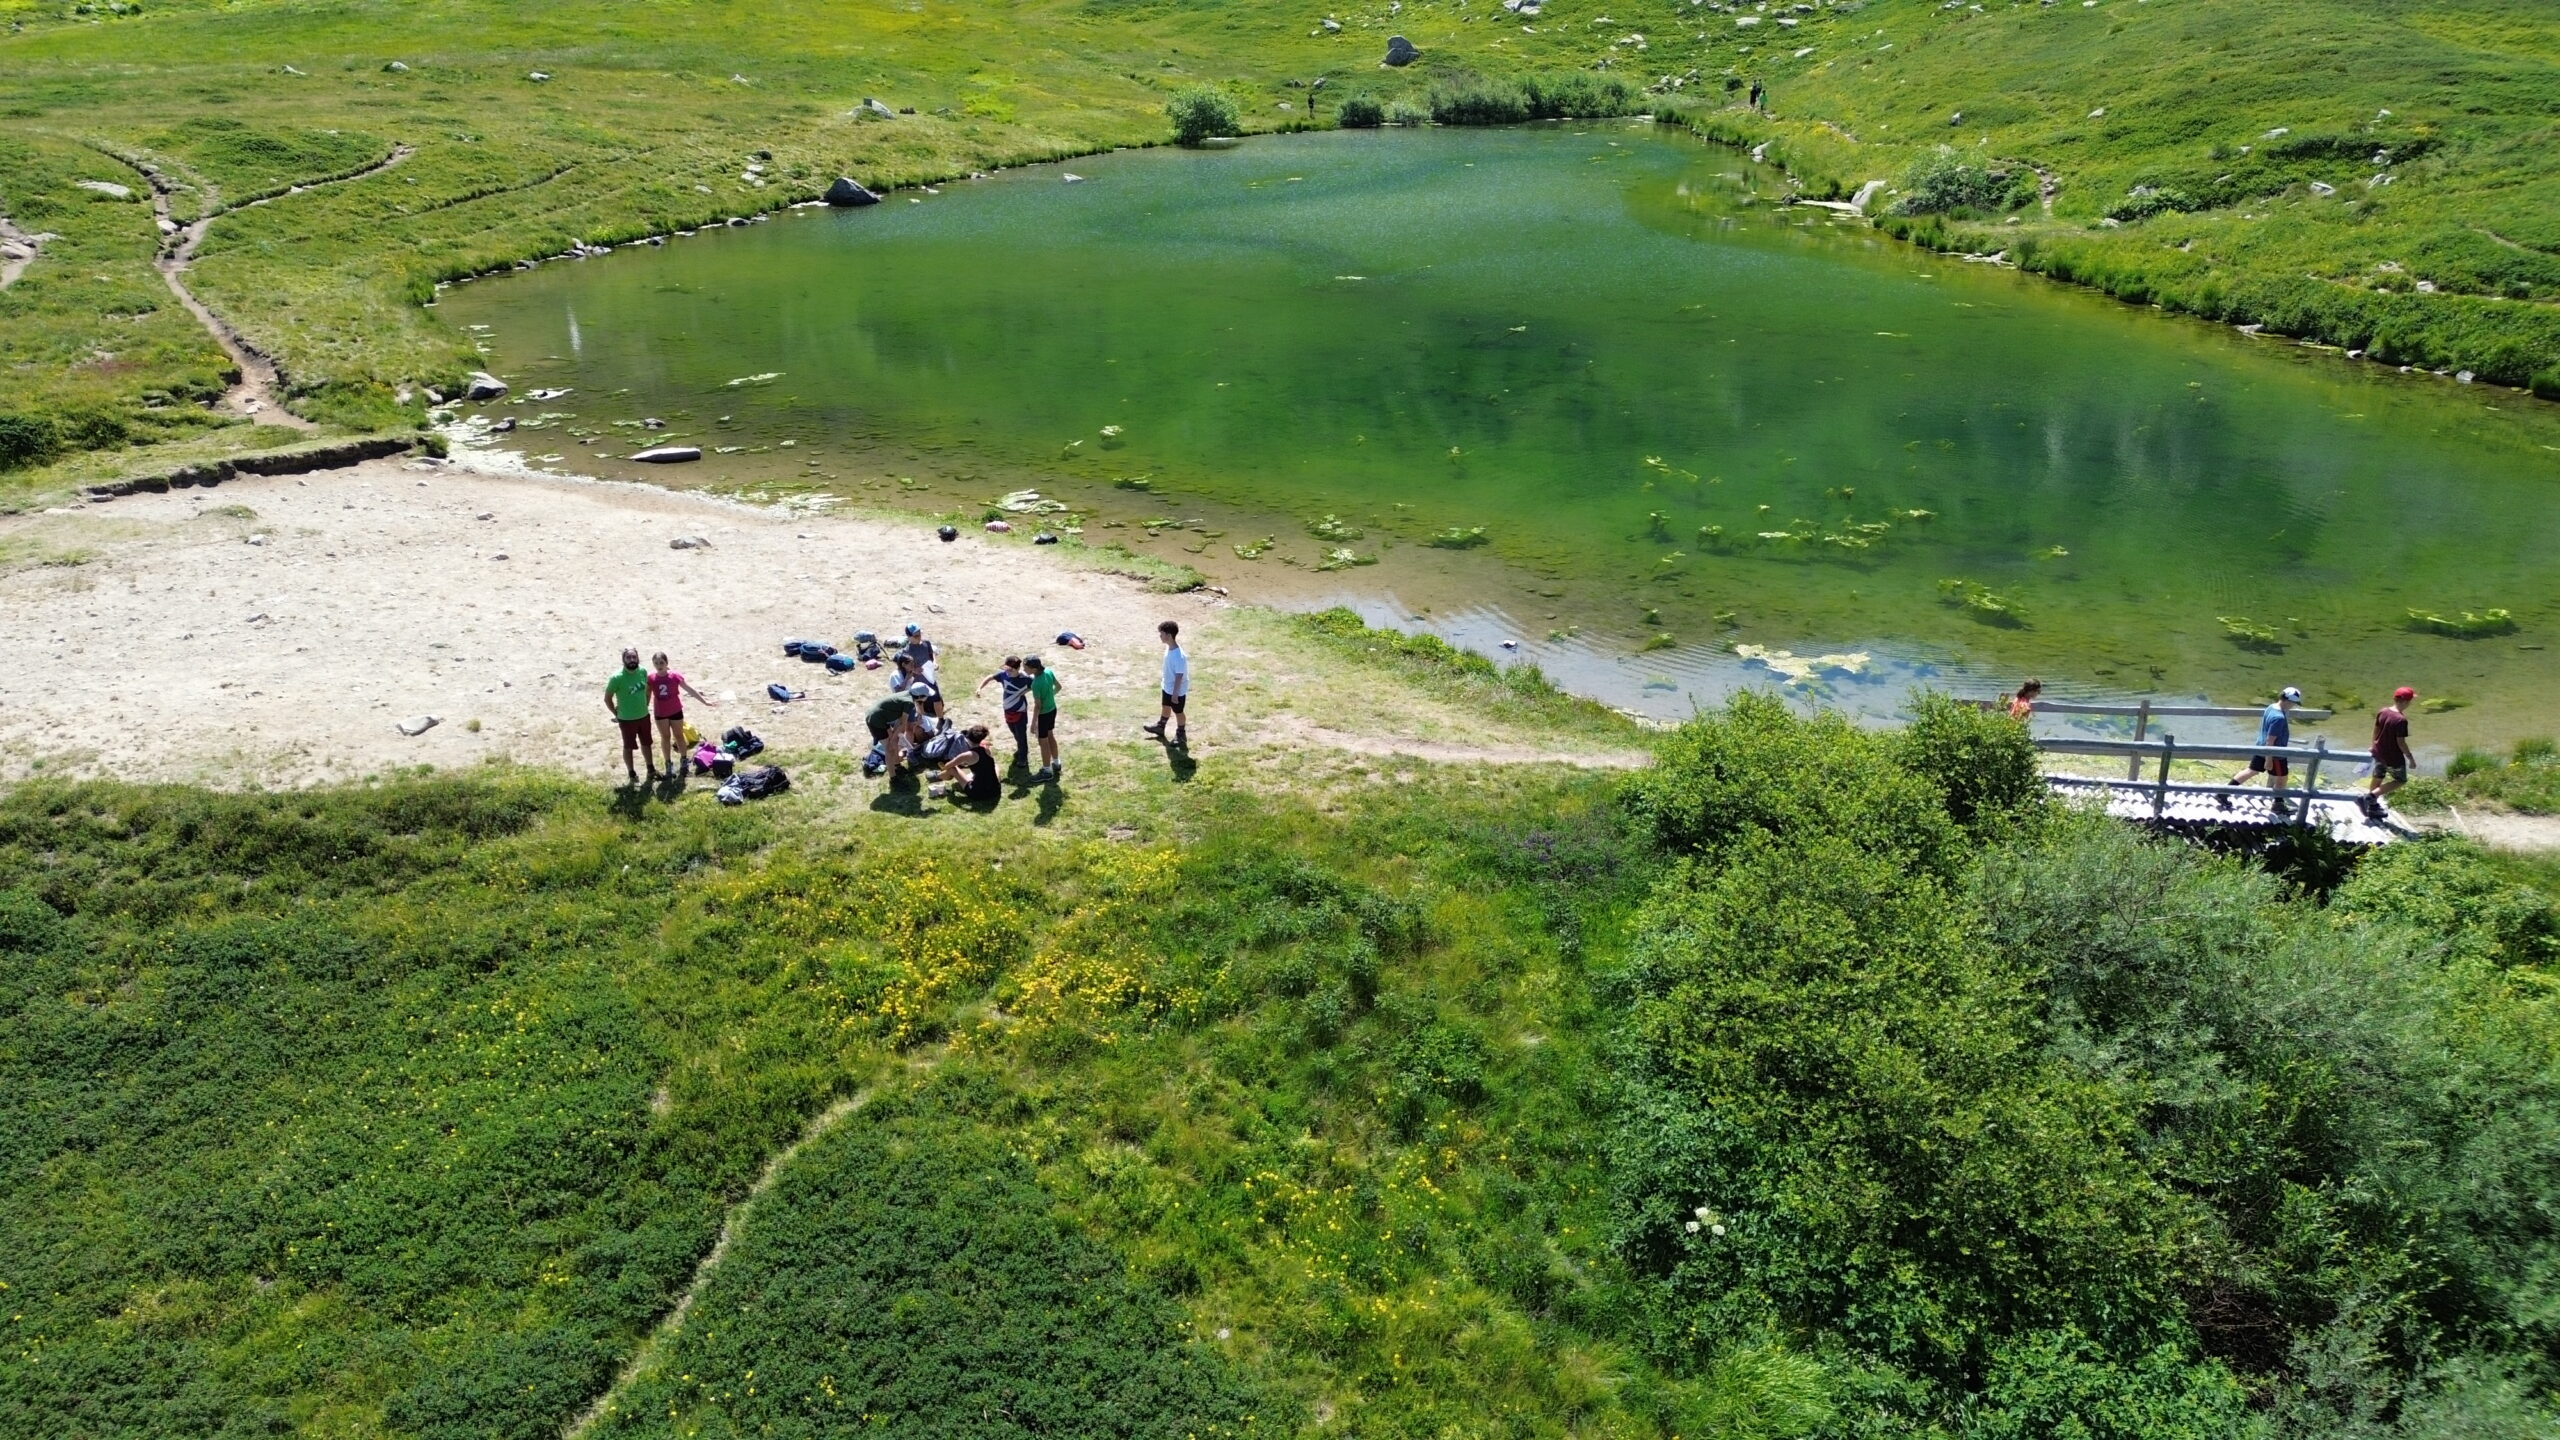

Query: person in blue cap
left=2222, top=686, right=2301, bottom=806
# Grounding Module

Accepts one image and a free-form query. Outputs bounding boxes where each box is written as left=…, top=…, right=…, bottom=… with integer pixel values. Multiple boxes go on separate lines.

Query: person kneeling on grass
left=2222, top=686, right=2300, bottom=808
left=929, top=725, right=1002, bottom=804
left=866, top=692, right=919, bottom=775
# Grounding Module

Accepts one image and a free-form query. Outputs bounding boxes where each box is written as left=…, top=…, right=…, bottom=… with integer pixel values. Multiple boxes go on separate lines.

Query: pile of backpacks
left=783, top=633, right=884, bottom=673
left=693, top=726, right=789, bottom=805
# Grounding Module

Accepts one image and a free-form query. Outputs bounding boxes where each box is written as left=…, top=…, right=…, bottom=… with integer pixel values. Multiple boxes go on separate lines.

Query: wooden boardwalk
left=1971, top=698, right=2415, bottom=846
left=2044, top=776, right=2410, bottom=845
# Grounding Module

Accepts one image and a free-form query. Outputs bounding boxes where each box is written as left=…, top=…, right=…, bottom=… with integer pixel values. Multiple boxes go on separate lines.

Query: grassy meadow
left=6, top=667, right=2560, bottom=1437
left=4, top=0, right=2560, bottom=483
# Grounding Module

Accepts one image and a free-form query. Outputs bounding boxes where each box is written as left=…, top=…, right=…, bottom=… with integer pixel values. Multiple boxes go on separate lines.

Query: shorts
left=1160, top=690, right=1187, bottom=713
left=617, top=717, right=652, bottom=746
left=1035, top=709, right=1058, bottom=739
left=2372, top=759, right=2409, bottom=783
left=866, top=715, right=897, bottom=741
left=2247, top=754, right=2290, bottom=778
left=654, top=708, right=684, bottom=724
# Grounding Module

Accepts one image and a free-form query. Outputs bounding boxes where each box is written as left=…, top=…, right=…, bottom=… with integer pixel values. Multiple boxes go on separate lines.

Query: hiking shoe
left=1141, top=722, right=1166, bottom=738
left=2215, top=793, right=2232, bottom=810
left=1173, top=730, right=1188, bottom=746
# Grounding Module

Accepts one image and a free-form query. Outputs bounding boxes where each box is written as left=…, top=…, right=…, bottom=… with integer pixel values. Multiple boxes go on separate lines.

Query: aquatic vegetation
left=1426, top=525, right=1489, bottom=549
left=1643, top=454, right=1700, bottom=483
left=1696, top=524, right=1725, bottom=545
left=2037, top=545, right=2070, bottom=560
left=1231, top=535, right=1275, bottom=559
left=1307, top=513, right=1364, bottom=542
left=1112, top=474, right=1154, bottom=491
left=1641, top=632, right=1678, bottom=651
left=2217, top=615, right=2284, bottom=651
left=1645, top=510, right=1673, bottom=540
left=2407, top=607, right=2518, bottom=638
left=1315, top=546, right=1375, bottom=571
left=1939, top=578, right=2029, bottom=626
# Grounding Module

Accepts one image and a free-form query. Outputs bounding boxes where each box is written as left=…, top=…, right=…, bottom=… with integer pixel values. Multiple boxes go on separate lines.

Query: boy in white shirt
left=1142, top=620, right=1189, bottom=748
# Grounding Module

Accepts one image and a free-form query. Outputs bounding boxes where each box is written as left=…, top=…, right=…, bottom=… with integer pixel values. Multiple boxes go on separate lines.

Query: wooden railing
left=1965, top=699, right=2366, bottom=825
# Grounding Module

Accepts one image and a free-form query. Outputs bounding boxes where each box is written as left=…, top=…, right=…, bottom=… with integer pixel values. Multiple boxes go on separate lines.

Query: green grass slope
left=5, top=0, right=2559, bottom=480
left=7, top=699, right=2560, bottom=1438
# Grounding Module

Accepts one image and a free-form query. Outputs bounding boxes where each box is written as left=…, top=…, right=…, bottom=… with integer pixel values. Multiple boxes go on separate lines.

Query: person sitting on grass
left=929, top=724, right=1002, bottom=804
left=604, top=647, right=655, bottom=786
left=2221, top=686, right=2301, bottom=808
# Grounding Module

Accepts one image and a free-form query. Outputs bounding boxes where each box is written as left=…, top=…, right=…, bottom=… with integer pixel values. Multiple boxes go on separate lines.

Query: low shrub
left=1428, top=71, right=1640, bottom=126
left=1891, top=146, right=2031, bottom=216
left=1165, top=84, right=1240, bottom=146
left=1336, top=92, right=1385, bottom=129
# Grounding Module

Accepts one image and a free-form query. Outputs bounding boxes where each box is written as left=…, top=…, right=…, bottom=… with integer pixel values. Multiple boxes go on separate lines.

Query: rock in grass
left=630, top=446, right=703, bottom=464
left=1383, top=34, right=1419, bottom=65
left=464, top=370, right=508, bottom=401
left=396, top=715, right=440, bottom=737
left=825, top=176, right=881, bottom=206
left=77, top=179, right=134, bottom=199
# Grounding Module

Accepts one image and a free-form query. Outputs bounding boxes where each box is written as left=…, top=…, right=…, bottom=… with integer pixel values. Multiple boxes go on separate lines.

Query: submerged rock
left=1384, top=34, right=1420, bottom=65
left=630, top=445, right=703, bottom=464
left=464, top=371, right=509, bottom=401
left=824, top=176, right=881, bottom=207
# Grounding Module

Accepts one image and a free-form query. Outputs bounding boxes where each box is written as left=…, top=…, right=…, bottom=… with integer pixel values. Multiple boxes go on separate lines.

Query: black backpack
left=722, top=726, right=766, bottom=759
left=735, top=764, right=791, bottom=799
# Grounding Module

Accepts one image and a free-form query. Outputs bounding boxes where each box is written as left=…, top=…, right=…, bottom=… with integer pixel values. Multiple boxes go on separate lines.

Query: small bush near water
left=1890, top=144, right=2035, bottom=217
left=1427, top=72, right=1642, bottom=126
left=1336, top=92, right=1385, bottom=129
left=1165, top=85, right=1240, bottom=147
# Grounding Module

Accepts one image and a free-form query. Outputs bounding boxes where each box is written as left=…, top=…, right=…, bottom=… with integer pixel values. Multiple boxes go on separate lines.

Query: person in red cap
left=2365, top=686, right=2417, bottom=818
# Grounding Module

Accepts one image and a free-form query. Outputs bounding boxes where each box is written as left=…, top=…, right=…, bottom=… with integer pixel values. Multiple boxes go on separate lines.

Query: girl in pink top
left=648, top=652, right=714, bottom=780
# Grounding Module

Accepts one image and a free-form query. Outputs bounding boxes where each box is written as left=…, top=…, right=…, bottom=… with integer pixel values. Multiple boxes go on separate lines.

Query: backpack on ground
left=722, top=726, right=766, bottom=758
left=825, top=652, right=859, bottom=673
left=735, top=764, right=790, bottom=799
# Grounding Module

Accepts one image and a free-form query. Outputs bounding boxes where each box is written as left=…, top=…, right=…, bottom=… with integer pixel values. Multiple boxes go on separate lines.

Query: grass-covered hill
left=6, top=682, right=2560, bottom=1438
left=2, top=0, right=2557, bottom=482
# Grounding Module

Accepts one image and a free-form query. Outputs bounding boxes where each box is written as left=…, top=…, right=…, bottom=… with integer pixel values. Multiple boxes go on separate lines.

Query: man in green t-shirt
left=604, top=647, right=655, bottom=785
left=1025, top=655, right=1064, bottom=782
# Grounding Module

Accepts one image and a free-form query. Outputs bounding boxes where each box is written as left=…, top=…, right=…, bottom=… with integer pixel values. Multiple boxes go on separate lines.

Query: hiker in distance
left=604, top=647, right=656, bottom=786
left=2365, top=686, right=2417, bottom=819
left=647, top=652, right=714, bottom=780
left=1144, top=620, right=1189, bottom=747
left=2222, top=686, right=2301, bottom=806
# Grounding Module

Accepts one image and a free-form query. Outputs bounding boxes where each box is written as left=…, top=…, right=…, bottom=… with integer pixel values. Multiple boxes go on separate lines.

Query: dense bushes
left=1336, top=92, right=1385, bottom=129
left=1427, top=71, right=1641, bottom=126
left=1609, top=697, right=2560, bottom=1434
left=1165, top=84, right=1240, bottom=146
left=1890, top=145, right=2034, bottom=217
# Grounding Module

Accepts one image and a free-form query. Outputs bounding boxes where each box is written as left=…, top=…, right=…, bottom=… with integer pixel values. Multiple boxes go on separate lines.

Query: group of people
left=605, top=618, right=1195, bottom=802
left=2006, top=676, right=2423, bottom=821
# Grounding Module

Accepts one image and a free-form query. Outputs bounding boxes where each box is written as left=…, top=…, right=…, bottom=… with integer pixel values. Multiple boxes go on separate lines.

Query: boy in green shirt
left=1026, top=655, right=1064, bottom=782
left=603, top=647, right=655, bottom=785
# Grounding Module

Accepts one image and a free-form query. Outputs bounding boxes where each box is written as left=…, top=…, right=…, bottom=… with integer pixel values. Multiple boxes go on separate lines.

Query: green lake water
left=441, top=122, right=2560, bottom=749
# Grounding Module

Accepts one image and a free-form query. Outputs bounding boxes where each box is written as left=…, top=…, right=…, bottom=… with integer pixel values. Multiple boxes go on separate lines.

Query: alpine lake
left=439, top=121, right=2560, bottom=752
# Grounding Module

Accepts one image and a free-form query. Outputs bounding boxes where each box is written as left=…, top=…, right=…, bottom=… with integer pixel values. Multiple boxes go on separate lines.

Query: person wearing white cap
left=2222, top=686, right=2302, bottom=806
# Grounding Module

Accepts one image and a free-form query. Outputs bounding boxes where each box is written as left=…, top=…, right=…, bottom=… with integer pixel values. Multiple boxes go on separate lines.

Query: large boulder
left=824, top=176, right=881, bottom=207
left=1383, top=34, right=1420, bottom=65
left=464, top=370, right=508, bottom=401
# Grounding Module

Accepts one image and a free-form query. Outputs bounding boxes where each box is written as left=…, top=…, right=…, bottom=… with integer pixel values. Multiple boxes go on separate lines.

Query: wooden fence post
left=2127, top=698, right=2151, bottom=781
left=2298, top=737, right=2327, bottom=825
left=2154, top=734, right=2175, bottom=818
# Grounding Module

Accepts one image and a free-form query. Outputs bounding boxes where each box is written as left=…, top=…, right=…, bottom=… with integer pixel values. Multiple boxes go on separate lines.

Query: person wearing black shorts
left=1026, top=655, right=1063, bottom=781
left=1142, top=620, right=1190, bottom=747
left=978, top=656, right=1033, bottom=763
